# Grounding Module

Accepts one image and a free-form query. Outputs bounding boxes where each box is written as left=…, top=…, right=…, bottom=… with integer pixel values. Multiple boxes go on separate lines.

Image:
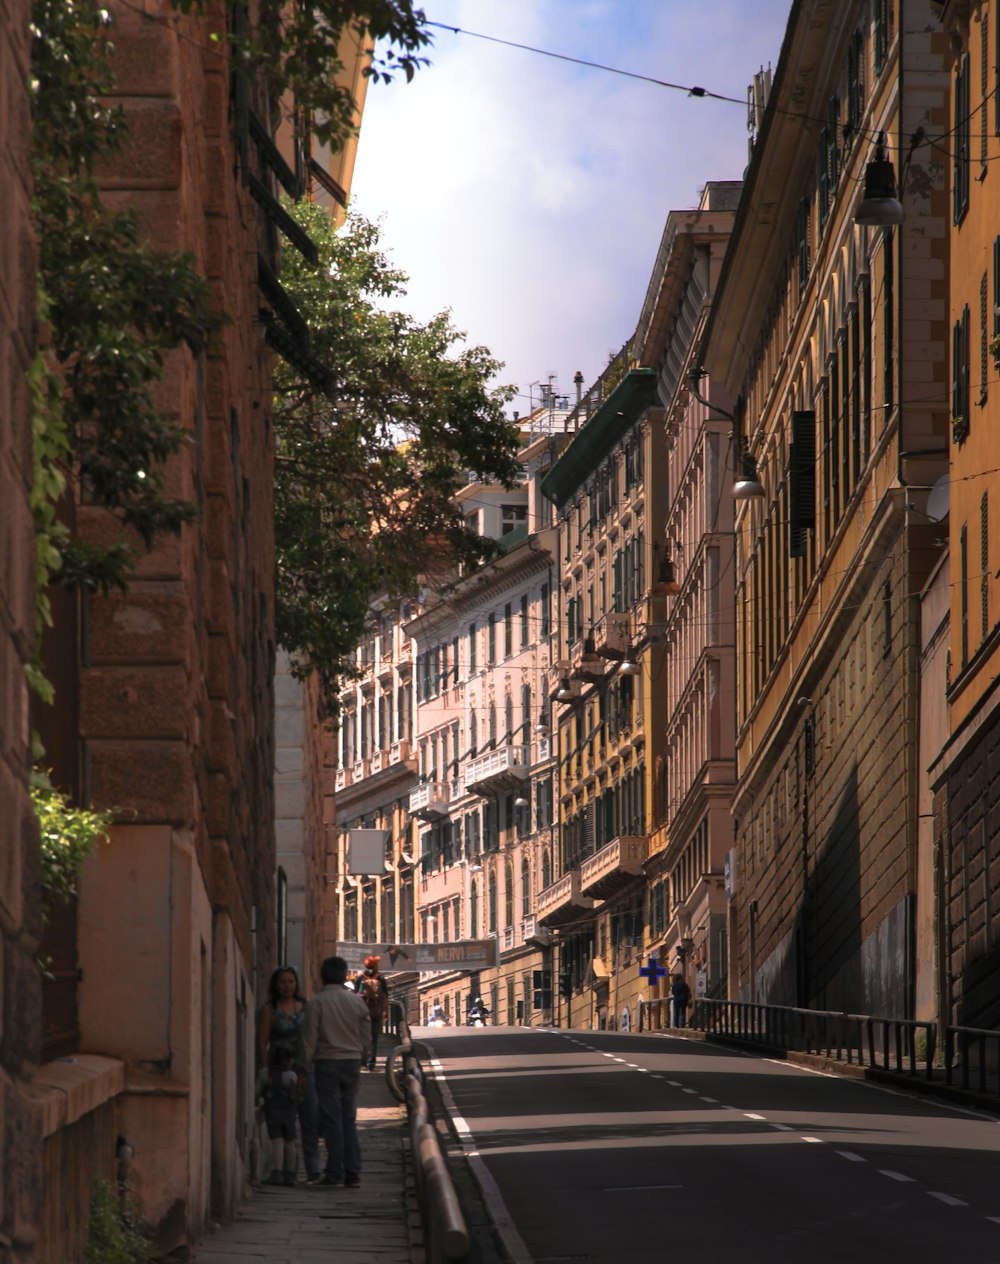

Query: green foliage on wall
left=273, top=200, right=521, bottom=707
left=32, top=771, right=113, bottom=923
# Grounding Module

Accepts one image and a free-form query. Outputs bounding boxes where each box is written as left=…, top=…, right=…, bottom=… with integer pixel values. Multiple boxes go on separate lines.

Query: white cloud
left=351, top=1, right=792, bottom=410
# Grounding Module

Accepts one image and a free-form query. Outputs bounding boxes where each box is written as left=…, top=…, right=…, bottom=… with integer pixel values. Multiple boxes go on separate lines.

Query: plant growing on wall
left=273, top=199, right=521, bottom=707
left=32, top=771, right=113, bottom=924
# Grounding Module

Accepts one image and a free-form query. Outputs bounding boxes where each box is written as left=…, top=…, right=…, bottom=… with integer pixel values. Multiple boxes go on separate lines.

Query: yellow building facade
left=702, top=0, right=951, bottom=1012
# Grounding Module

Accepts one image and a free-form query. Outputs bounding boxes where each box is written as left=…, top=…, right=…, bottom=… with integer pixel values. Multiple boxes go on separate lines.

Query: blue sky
left=350, top=1, right=793, bottom=415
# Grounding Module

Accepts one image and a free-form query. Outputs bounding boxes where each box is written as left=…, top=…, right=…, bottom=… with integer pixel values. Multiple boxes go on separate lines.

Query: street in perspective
left=419, top=1026, right=1000, bottom=1264
left=5, top=1, right=1000, bottom=1263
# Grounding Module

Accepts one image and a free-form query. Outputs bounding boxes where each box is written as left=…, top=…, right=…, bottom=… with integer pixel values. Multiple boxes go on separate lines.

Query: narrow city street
left=420, top=1027, right=1000, bottom=1264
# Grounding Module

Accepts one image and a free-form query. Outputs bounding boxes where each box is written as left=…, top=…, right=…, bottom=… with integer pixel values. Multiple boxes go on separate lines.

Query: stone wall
left=734, top=534, right=919, bottom=1016
left=0, top=0, right=42, bottom=1256
left=38, top=0, right=278, bottom=1253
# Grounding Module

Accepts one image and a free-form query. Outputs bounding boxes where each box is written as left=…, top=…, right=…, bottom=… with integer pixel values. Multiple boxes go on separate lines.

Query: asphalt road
left=416, top=1025, right=1000, bottom=1264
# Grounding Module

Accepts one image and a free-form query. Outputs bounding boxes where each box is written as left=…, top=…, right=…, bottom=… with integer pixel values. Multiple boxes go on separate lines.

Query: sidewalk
left=194, top=1058, right=421, bottom=1264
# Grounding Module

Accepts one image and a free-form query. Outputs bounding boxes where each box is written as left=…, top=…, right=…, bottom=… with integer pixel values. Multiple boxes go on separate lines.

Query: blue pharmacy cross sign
left=639, top=956, right=667, bottom=987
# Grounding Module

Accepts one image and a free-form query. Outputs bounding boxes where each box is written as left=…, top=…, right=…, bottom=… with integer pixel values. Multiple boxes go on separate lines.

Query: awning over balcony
left=463, top=744, right=529, bottom=796
left=536, top=868, right=596, bottom=927
left=580, top=835, right=650, bottom=899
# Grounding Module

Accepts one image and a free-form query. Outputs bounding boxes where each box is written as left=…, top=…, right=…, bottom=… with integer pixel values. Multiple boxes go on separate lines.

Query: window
left=952, top=304, right=970, bottom=441
left=488, top=613, right=496, bottom=664
left=795, top=197, right=810, bottom=292
left=954, top=53, right=970, bottom=223
left=818, top=97, right=840, bottom=227
left=874, top=0, right=890, bottom=75
left=468, top=622, right=477, bottom=675
left=540, top=583, right=550, bottom=638
left=961, top=524, right=969, bottom=668
left=504, top=602, right=513, bottom=657
left=520, top=593, right=529, bottom=648
left=501, top=504, right=527, bottom=535
left=981, top=493, right=990, bottom=643
left=469, top=880, right=478, bottom=938
left=980, top=272, right=989, bottom=404
left=521, top=859, right=531, bottom=917
left=982, top=12, right=990, bottom=166
left=846, top=29, right=864, bottom=140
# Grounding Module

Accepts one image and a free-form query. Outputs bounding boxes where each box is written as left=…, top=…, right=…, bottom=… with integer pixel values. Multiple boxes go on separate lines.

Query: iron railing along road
left=639, top=996, right=999, bottom=1101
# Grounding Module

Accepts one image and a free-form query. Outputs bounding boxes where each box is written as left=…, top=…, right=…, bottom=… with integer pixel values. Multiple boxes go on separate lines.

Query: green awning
left=540, top=369, right=658, bottom=509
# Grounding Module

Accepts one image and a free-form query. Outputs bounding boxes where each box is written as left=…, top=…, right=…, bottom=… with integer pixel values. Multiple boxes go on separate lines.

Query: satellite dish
left=925, top=475, right=950, bottom=523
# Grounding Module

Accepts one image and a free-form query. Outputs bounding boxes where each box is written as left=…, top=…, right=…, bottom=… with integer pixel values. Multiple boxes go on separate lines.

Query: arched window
left=489, top=702, right=497, bottom=748
left=504, top=860, right=514, bottom=929
left=542, top=847, right=552, bottom=889
left=521, top=858, right=531, bottom=916
left=488, top=873, right=497, bottom=932
left=470, top=879, right=479, bottom=938
left=505, top=693, right=514, bottom=743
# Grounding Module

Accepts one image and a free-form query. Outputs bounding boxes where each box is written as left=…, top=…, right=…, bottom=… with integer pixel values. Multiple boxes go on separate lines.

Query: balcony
left=521, top=913, right=552, bottom=947
left=536, top=868, right=595, bottom=927
left=464, top=743, right=529, bottom=796
left=408, top=780, right=451, bottom=821
left=580, top=835, right=650, bottom=899
left=335, top=767, right=352, bottom=792
left=501, top=926, right=516, bottom=952
left=571, top=636, right=606, bottom=684
left=594, top=611, right=630, bottom=660
left=388, top=739, right=415, bottom=767
left=352, top=757, right=370, bottom=782
left=369, top=750, right=385, bottom=774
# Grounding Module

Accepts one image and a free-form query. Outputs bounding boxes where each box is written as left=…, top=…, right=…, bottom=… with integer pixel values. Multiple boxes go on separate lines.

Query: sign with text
left=336, top=940, right=500, bottom=973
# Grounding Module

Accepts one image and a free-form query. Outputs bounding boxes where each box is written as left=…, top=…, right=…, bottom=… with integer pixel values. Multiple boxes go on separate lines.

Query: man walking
left=302, top=956, right=371, bottom=1187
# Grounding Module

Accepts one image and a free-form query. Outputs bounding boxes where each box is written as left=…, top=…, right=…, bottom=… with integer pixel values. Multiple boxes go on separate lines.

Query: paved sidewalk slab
left=194, top=1059, right=420, bottom=1264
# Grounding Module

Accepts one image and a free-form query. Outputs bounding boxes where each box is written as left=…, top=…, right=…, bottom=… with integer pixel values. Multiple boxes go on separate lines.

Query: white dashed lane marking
left=836, top=1151, right=866, bottom=1162
left=880, top=1170, right=914, bottom=1182
left=929, top=1192, right=967, bottom=1207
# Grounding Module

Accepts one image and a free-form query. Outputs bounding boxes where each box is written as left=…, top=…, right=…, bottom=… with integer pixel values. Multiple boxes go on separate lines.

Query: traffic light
left=559, top=971, right=572, bottom=999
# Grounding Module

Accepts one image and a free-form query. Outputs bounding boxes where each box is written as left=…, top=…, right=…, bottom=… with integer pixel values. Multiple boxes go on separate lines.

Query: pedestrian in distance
left=261, top=1046, right=301, bottom=1186
left=355, top=954, right=389, bottom=1071
left=303, top=955, right=371, bottom=1188
left=257, top=965, right=322, bottom=1184
left=671, top=973, right=691, bottom=1028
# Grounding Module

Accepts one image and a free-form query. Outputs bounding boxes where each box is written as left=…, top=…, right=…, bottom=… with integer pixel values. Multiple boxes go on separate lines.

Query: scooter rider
left=466, top=997, right=490, bottom=1026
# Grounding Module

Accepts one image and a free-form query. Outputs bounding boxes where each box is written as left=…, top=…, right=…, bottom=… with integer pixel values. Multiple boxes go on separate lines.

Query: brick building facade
left=0, top=0, right=43, bottom=1256
left=32, top=1, right=281, bottom=1256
